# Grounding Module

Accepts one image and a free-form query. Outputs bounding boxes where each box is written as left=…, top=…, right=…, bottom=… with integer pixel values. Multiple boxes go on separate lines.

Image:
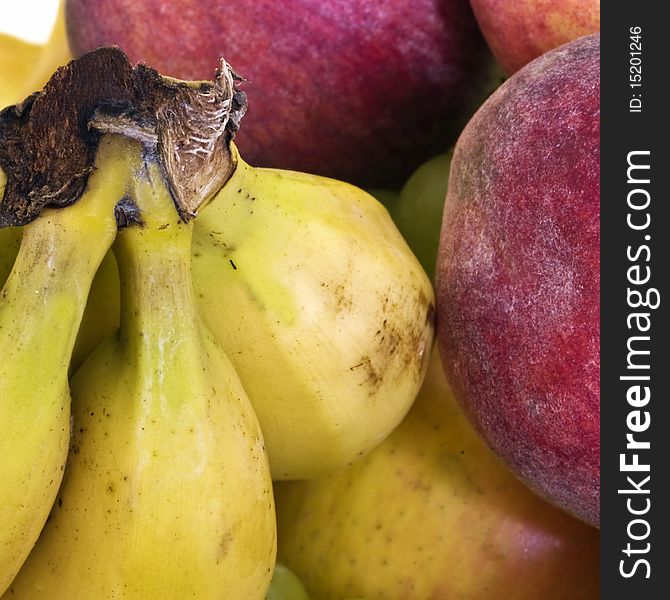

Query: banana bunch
left=3, top=140, right=434, bottom=480
left=4, top=149, right=276, bottom=600
left=0, top=37, right=433, bottom=598
left=1, top=40, right=434, bottom=481
left=1, top=48, right=279, bottom=597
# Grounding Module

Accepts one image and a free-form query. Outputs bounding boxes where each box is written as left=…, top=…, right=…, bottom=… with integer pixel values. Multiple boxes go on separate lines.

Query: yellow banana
left=0, top=0, right=71, bottom=109
left=193, top=149, right=435, bottom=479
left=0, top=135, right=136, bottom=594
left=5, top=159, right=276, bottom=599
left=70, top=250, right=120, bottom=371
left=0, top=220, right=119, bottom=373
left=0, top=35, right=41, bottom=109
left=21, top=1, right=71, bottom=100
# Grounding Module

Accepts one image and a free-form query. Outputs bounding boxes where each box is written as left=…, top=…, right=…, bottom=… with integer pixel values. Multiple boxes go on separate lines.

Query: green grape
left=364, top=187, right=401, bottom=212
left=392, top=151, right=452, bottom=280
left=266, top=563, right=310, bottom=600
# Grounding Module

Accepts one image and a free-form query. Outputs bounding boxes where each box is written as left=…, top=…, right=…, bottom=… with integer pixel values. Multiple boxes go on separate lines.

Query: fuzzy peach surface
left=436, top=34, right=600, bottom=527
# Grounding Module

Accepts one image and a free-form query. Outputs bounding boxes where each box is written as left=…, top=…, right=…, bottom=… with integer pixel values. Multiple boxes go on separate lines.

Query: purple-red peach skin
left=436, top=34, right=600, bottom=527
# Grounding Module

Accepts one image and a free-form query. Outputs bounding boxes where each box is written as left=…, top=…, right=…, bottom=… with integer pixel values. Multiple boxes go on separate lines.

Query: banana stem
left=1, top=46, right=241, bottom=228
left=115, top=161, right=201, bottom=364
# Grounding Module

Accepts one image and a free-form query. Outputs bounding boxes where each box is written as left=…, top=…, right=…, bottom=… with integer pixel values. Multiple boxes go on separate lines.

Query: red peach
left=435, top=34, right=600, bottom=526
left=470, top=0, right=600, bottom=73
left=65, top=0, right=494, bottom=187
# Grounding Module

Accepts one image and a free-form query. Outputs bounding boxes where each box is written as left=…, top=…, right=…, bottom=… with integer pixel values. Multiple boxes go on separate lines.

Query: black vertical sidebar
left=601, top=4, right=669, bottom=597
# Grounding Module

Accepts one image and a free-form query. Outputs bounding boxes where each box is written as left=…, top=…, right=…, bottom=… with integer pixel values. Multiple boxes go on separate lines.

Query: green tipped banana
left=0, top=136, right=135, bottom=593
left=193, top=147, right=435, bottom=479
left=5, top=160, right=276, bottom=599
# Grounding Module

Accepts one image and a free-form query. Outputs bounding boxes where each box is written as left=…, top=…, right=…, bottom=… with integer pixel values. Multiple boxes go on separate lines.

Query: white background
left=0, top=0, right=60, bottom=43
